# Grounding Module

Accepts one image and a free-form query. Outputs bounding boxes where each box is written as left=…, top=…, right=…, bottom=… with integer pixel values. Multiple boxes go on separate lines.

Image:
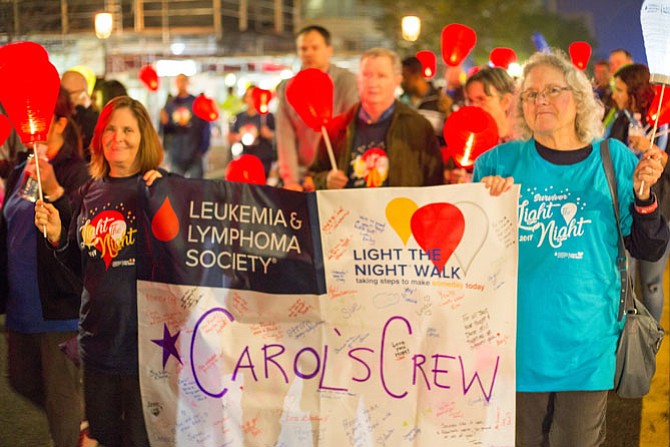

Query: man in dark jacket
left=160, top=74, right=211, bottom=178
left=400, top=56, right=449, bottom=144
left=310, top=48, right=443, bottom=190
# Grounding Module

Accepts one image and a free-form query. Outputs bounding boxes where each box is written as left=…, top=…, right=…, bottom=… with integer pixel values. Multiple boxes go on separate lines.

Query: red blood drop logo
left=152, top=197, right=179, bottom=242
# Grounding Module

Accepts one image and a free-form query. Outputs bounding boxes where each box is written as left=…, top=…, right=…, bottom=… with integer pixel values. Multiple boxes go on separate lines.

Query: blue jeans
left=630, top=233, right=670, bottom=322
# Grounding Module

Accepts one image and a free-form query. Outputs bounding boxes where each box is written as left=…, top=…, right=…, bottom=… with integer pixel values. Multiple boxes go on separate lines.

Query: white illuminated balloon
left=641, top=0, right=670, bottom=84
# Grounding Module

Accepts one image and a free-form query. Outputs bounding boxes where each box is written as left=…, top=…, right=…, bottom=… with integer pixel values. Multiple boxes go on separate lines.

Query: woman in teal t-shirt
left=474, top=51, right=668, bottom=446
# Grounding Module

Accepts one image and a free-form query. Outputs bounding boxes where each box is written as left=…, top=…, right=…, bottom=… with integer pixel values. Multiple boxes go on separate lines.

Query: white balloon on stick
left=639, top=0, right=669, bottom=194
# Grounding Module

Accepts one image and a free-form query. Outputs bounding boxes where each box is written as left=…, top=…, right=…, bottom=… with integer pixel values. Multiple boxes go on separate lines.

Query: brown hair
left=614, top=63, right=654, bottom=117
left=465, top=67, right=516, bottom=97
left=89, top=96, right=163, bottom=179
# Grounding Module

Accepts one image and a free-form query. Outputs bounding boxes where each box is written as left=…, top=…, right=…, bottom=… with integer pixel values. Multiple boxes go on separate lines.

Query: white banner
left=138, top=182, right=519, bottom=446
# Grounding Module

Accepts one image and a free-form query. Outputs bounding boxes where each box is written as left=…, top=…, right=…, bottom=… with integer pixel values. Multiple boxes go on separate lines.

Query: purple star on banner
left=151, top=324, right=182, bottom=368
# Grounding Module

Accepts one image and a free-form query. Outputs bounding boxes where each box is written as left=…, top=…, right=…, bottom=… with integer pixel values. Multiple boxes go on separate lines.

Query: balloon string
left=33, top=143, right=47, bottom=238
left=639, top=83, right=666, bottom=196
left=321, top=126, right=338, bottom=172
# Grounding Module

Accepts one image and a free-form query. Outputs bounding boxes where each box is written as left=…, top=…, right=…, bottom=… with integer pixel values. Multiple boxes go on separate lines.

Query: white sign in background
left=138, top=183, right=520, bottom=446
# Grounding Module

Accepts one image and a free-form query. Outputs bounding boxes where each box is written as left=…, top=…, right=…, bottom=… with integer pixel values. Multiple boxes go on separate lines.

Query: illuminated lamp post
left=95, top=12, right=113, bottom=76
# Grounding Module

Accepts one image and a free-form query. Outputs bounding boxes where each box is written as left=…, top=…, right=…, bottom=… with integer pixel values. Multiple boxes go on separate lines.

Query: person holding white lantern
left=474, top=50, right=668, bottom=446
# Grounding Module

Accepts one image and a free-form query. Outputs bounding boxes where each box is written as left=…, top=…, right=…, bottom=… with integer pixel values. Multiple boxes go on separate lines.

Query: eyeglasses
left=520, top=86, right=571, bottom=103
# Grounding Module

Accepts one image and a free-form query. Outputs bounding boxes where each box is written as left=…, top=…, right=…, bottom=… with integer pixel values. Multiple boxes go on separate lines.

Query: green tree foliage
left=367, top=0, right=594, bottom=66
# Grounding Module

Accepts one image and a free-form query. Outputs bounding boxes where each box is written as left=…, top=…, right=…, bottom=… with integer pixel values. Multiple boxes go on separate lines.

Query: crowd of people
left=0, top=24, right=669, bottom=447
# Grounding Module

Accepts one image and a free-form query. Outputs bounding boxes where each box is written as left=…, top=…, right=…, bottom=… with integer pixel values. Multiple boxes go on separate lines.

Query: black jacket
left=0, top=143, right=89, bottom=319
left=310, top=101, right=444, bottom=189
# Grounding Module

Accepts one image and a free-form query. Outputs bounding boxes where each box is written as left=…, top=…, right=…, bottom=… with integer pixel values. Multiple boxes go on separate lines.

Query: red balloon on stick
left=568, top=41, right=592, bottom=70
left=139, top=65, right=159, bottom=91
left=286, top=68, right=334, bottom=130
left=286, top=68, right=339, bottom=171
left=443, top=106, right=499, bottom=169
left=0, top=58, right=60, bottom=144
left=252, top=87, right=272, bottom=115
left=225, top=154, right=267, bottom=185
left=441, top=24, right=477, bottom=67
left=0, top=42, right=59, bottom=224
left=489, top=47, right=517, bottom=70
left=0, top=114, right=11, bottom=147
left=646, top=84, right=670, bottom=127
left=193, top=94, right=219, bottom=122
left=416, top=50, right=437, bottom=79
left=0, top=41, right=49, bottom=73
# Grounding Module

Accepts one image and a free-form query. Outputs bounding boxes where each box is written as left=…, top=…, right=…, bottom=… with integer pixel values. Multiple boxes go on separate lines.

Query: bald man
left=61, top=70, right=99, bottom=158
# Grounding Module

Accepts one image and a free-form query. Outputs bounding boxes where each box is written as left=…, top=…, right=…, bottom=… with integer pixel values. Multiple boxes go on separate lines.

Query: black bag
left=600, top=140, right=665, bottom=399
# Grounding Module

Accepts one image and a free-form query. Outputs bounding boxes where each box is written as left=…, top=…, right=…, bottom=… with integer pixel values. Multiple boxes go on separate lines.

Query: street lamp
left=401, top=15, right=421, bottom=42
left=95, top=12, right=113, bottom=76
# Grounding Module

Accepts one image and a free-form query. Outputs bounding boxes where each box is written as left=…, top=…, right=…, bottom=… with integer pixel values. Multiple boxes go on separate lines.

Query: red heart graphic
left=410, top=203, right=465, bottom=271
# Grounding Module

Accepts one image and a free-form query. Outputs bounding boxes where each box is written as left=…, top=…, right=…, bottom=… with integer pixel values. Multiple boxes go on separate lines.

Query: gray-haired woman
left=474, top=51, right=668, bottom=446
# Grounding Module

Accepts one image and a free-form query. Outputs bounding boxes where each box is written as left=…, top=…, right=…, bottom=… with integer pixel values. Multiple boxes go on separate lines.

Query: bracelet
left=635, top=200, right=658, bottom=215
left=44, top=185, right=64, bottom=202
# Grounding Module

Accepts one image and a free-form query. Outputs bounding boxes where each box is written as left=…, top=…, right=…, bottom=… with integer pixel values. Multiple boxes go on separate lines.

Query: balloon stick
left=321, top=126, right=338, bottom=172
left=460, top=133, right=475, bottom=167
left=33, top=143, right=47, bottom=238
left=640, top=83, right=666, bottom=195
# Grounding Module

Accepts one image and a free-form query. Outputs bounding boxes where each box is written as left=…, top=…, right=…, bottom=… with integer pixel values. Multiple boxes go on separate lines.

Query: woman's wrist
left=634, top=193, right=658, bottom=214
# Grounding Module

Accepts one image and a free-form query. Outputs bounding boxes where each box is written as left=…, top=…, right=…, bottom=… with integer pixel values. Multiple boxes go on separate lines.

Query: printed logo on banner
left=137, top=177, right=324, bottom=294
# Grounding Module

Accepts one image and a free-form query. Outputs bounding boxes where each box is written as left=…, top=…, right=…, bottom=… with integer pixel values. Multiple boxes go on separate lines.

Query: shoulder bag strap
left=599, top=139, right=633, bottom=321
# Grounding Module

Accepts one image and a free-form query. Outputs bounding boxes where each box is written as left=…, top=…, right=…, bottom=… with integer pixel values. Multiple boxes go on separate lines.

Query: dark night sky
left=556, top=0, right=646, bottom=64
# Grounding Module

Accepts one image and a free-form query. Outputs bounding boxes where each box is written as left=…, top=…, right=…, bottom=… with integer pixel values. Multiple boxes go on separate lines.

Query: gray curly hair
left=515, top=50, right=604, bottom=143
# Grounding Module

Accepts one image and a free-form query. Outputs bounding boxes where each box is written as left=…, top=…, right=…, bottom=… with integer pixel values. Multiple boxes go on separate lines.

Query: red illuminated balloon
left=489, top=47, right=517, bottom=70
left=286, top=68, right=334, bottom=131
left=0, top=114, right=11, bottom=147
left=646, top=84, right=670, bottom=127
left=568, top=41, right=591, bottom=70
left=193, top=94, right=219, bottom=122
left=0, top=46, right=60, bottom=144
left=441, top=24, right=477, bottom=67
left=139, top=65, right=159, bottom=91
left=416, top=50, right=437, bottom=79
left=443, top=106, right=499, bottom=169
left=225, top=154, right=267, bottom=185
left=252, top=87, right=272, bottom=115
left=0, top=41, right=49, bottom=74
